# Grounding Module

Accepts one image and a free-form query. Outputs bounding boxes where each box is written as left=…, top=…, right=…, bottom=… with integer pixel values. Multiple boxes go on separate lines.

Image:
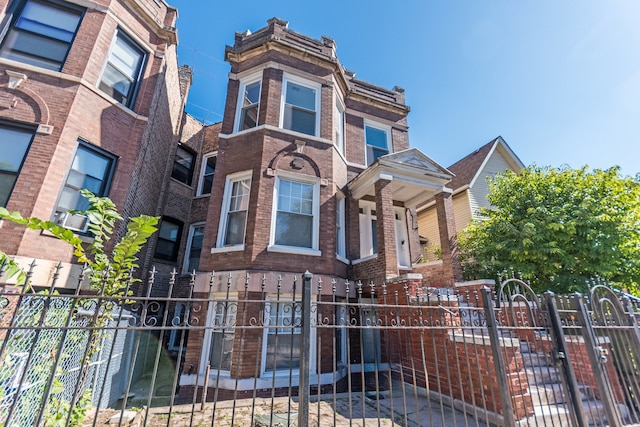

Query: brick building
left=0, top=3, right=463, bottom=394
left=173, top=18, right=463, bottom=393
left=0, top=0, right=185, bottom=288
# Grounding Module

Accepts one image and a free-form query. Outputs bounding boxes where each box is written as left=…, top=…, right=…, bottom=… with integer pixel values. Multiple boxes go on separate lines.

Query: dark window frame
left=0, top=0, right=85, bottom=71
left=0, top=119, right=36, bottom=207
left=98, top=28, right=147, bottom=109
left=154, top=216, right=183, bottom=262
left=171, top=144, right=196, bottom=186
left=53, top=140, right=118, bottom=233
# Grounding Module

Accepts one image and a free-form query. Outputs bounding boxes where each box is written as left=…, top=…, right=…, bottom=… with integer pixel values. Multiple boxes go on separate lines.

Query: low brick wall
left=378, top=279, right=534, bottom=421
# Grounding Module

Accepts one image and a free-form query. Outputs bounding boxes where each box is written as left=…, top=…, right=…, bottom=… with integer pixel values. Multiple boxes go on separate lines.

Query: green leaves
left=0, top=190, right=158, bottom=295
left=461, top=165, right=640, bottom=295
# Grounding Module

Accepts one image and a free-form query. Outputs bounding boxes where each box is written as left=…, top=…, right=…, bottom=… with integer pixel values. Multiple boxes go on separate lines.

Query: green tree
left=460, top=165, right=640, bottom=294
left=0, top=189, right=158, bottom=294
left=0, top=190, right=158, bottom=426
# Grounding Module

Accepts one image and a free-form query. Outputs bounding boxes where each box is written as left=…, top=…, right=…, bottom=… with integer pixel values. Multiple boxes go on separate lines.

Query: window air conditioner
left=56, top=212, right=89, bottom=233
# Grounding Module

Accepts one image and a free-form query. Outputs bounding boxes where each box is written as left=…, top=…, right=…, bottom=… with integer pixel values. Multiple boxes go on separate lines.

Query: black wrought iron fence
left=1, top=264, right=639, bottom=427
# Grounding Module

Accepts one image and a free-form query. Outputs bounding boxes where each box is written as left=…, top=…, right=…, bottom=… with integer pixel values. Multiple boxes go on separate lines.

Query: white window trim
left=335, top=303, right=348, bottom=367
left=260, top=296, right=317, bottom=376
left=168, top=302, right=187, bottom=351
left=359, top=201, right=377, bottom=258
left=279, top=73, right=322, bottom=138
left=364, top=119, right=392, bottom=166
left=196, top=152, right=217, bottom=196
left=200, top=297, right=238, bottom=376
left=334, top=95, right=345, bottom=156
left=214, top=170, right=252, bottom=251
left=268, top=171, right=321, bottom=256
left=394, top=207, right=411, bottom=269
left=182, top=222, right=205, bottom=274
left=233, top=73, right=262, bottom=133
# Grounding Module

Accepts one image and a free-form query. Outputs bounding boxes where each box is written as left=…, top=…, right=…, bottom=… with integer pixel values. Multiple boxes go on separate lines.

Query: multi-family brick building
left=0, top=0, right=186, bottom=288
left=0, top=2, right=464, bottom=394
left=172, top=18, right=464, bottom=394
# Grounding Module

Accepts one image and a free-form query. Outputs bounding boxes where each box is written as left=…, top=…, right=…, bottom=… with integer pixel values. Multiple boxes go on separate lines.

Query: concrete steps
left=519, top=345, right=630, bottom=426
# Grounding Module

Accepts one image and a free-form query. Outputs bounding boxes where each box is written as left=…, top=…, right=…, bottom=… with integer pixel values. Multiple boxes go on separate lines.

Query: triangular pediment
left=378, top=148, right=453, bottom=180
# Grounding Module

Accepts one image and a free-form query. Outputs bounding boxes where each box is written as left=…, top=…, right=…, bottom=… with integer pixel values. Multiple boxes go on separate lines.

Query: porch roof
left=348, top=148, right=454, bottom=207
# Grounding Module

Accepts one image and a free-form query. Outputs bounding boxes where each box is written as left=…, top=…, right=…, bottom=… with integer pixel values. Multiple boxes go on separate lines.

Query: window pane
left=155, top=239, right=176, bottom=259
left=171, top=146, right=194, bottom=185
left=155, top=219, right=181, bottom=261
left=286, top=82, right=315, bottom=111
left=200, top=156, right=216, bottom=195
left=57, top=186, right=83, bottom=211
left=187, top=225, right=204, bottom=272
left=0, top=125, right=33, bottom=207
left=266, top=301, right=302, bottom=371
left=275, top=212, right=312, bottom=247
left=72, top=148, right=110, bottom=180
left=209, top=332, right=234, bottom=370
left=371, top=219, right=378, bottom=253
left=0, top=126, right=33, bottom=173
left=283, top=106, right=315, bottom=135
left=209, top=301, right=236, bottom=370
left=99, top=64, right=132, bottom=102
left=229, top=179, right=250, bottom=211
left=367, top=146, right=388, bottom=165
left=57, top=145, right=112, bottom=213
left=2, top=30, right=69, bottom=63
left=240, top=105, right=258, bottom=130
left=18, top=1, right=81, bottom=41
left=224, top=211, right=246, bottom=245
left=366, top=126, right=388, bottom=149
left=159, top=221, right=180, bottom=240
left=244, top=81, right=260, bottom=106
left=110, top=36, right=142, bottom=77
left=278, top=180, right=313, bottom=215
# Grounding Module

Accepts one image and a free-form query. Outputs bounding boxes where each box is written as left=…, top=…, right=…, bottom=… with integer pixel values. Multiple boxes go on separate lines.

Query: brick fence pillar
left=435, top=189, right=463, bottom=284
left=375, top=176, right=397, bottom=279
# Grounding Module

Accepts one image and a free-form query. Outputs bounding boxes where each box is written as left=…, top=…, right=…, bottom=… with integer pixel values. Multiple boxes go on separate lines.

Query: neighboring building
left=417, top=136, right=525, bottom=261
left=0, top=0, right=185, bottom=289
left=176, top=18, right=461, bottom=394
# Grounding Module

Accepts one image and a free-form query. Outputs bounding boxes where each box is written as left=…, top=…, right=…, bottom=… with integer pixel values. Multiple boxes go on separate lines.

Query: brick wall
left=379, top=278, right=534, bottom=421
left=0, top=0, right=180, bottom=279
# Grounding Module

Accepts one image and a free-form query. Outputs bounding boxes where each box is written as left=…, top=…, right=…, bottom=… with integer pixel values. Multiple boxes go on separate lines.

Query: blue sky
left=169, top=0, right=640, bottom=176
